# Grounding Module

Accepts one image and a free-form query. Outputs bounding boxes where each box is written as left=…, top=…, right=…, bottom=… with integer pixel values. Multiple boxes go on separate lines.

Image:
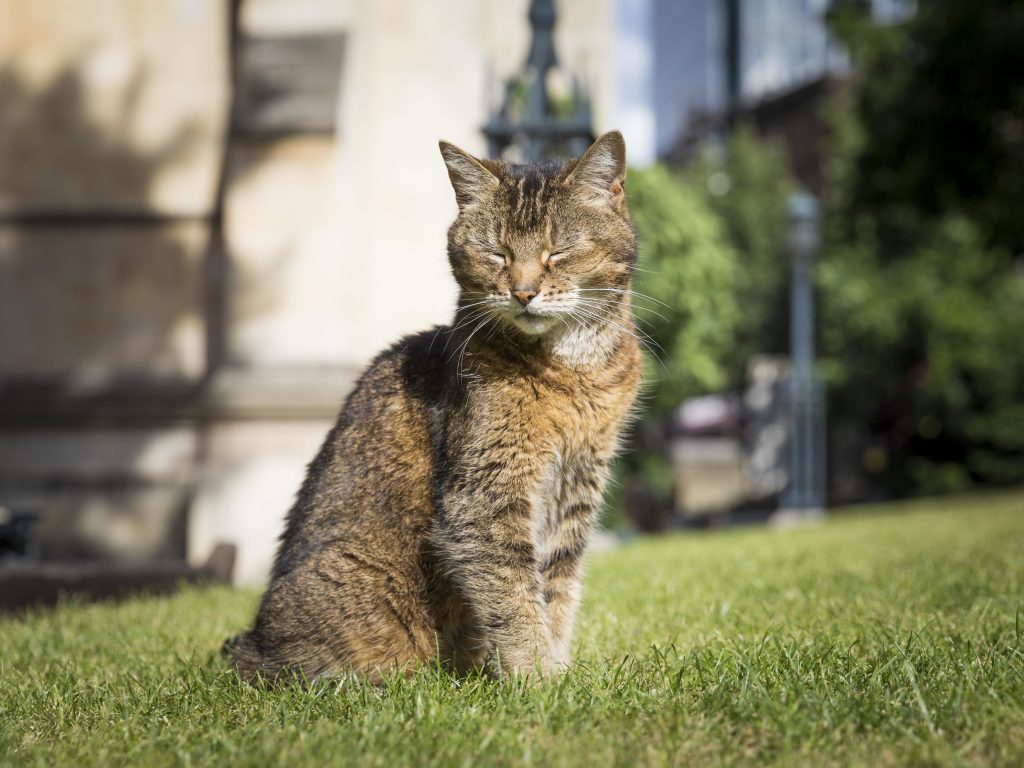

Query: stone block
left=223, top=137, right=352, bottom=367
left=0, top=427, right=199, bottom=560
left=0, top=428, right=198, bottom=483
left=188, top=419, right=333, bottom=585
left=0, top=223, right=209, bottom=381
left=672, top=437, right=751, bottom=515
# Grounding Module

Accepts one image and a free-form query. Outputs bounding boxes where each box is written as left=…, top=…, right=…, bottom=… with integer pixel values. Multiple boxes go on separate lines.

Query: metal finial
left=482, top=0, right=594, bottom=162
left=526, top=0, right=558, bottom=76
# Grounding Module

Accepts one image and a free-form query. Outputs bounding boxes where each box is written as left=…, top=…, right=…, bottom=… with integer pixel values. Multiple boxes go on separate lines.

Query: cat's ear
left=567, top=131, right=627, bottom=205
left=439, top=141, right=500, bottom=209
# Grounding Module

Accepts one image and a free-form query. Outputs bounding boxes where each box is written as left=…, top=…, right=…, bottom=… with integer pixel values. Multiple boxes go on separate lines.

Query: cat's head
left=439, top=131, right=635, bottom=337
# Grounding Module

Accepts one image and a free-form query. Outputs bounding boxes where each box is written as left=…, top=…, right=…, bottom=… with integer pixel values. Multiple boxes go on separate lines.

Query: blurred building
left=655, top=0, right=912, bottom=191
left=0, top=0, right=641, bottom=584
left=653, top=0, right=845, bottom=159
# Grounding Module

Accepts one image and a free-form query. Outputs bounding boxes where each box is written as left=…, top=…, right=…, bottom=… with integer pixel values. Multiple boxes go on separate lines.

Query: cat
left=226, top=131, right=642, bottom=683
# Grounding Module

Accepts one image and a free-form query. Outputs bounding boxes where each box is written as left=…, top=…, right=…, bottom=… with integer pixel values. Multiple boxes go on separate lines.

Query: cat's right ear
left=439, top=141, right=500, bottom=210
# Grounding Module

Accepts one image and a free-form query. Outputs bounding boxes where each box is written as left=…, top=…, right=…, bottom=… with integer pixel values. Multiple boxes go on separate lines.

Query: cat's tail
left=223, top=632, right=332, bottom=686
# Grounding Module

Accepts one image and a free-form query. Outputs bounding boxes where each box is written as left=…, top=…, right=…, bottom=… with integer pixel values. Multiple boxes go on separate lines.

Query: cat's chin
left=506, top=312, right=558, bottom=336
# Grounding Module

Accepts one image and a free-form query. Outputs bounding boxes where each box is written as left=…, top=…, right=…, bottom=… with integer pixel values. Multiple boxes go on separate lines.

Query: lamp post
left=777, top=192, right=826, bottom=521
left=482, top=0, right=594, bottom=161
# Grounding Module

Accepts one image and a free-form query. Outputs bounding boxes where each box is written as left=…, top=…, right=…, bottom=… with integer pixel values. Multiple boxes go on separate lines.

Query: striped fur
left=227, top=132, right=642, bottom=683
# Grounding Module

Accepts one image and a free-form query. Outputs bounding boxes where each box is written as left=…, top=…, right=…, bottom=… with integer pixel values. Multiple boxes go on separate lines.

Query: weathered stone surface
left=240, top=0, right=351, bottom=36
left=223, top=137, right=351, bottom=367
left=29, top=485, right=190, bottom=561
left=0, top=0, right=620, bottom=584
left=0, top=428, right=197, bottom=482
left=0, top=427, right=199, bottom=560
left=0, top=223, right=209, bottom=380
left=672, top=437, right=751, bottom=516
left=188, top=419, right=333, bottom=585
left=233, top=33, right=346, bottom=135
left=0, top=0, right=228, bottom=214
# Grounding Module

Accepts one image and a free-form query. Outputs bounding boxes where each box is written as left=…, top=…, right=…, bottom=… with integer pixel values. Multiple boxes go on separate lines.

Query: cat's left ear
left=439, top=141, right=500, bottom=210
left=567, top=131, right=627, bottom=206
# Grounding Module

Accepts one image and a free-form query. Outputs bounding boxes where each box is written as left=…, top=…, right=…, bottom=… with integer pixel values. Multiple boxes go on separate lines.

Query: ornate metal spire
left=482, top=0, right=594, bottom=162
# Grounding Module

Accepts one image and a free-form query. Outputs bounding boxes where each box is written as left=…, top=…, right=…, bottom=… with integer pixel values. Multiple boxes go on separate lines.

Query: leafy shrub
left=683, top=125, right=797, bottom=380
left=820, top=0, right=1024, bottom=494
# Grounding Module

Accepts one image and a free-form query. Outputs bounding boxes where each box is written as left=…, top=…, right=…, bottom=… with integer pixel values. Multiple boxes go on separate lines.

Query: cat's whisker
left=450, top=308, right=492, bottom=331
left=591, top=294, right=669, bottom=314
left=572, top=295, right=668, bottom=324
left=574, top=305, right=660, bottom=331
left=444, top=308, right=494, bottom=353
left=453, top=313, right=495, bottom=381
left=457, top=298, right=505, bottom=311
left=570, top=310, right=647, bottom=349
left=568, top=296, right=665, bottom=327
left=579, top=287, right=673, bottom=310
left=430, top=304, right=497, bottom=354
left=565, top=304, right=632, bottom=338
left=452, top=321, right=483, bottom=370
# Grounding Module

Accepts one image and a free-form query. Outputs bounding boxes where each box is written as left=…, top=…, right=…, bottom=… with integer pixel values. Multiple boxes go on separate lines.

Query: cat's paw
left=549, top=642, right=573, bottom=671
left=488, top=647, right=555, bottom=682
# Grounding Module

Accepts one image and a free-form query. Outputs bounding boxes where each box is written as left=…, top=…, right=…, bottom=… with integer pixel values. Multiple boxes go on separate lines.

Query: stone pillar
left=185, top=0, right=354, bottom=583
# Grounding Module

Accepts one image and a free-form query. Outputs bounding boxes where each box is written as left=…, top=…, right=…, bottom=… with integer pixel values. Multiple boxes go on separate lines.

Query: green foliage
left=617, top=143, right=791, bottom=507
left=820, top=217, right=1024, bottom=493
left=685, top=125, right=798, bottom=377
left=613, top=165, right=741, bottom=505
left=628, top=164, right=740, bottom=411
left=3, top=493, right=1024, bottom=766
left=829, top=0, right=1024, bottom=255
left=618, top=1, right=1024, bottom=502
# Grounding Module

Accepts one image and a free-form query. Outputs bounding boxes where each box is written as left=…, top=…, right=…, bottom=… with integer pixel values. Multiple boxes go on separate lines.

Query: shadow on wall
left=0, top=65, right=226, bottom=562
left=0, top=66, right=212, bottom=383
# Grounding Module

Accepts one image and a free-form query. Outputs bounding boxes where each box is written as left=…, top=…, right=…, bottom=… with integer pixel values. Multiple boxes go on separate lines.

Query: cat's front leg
left=434, top=474, right=554, bottom=678
left=541, top=510, right=591, bottom=668
left=542, top=458, right=606, bottom=667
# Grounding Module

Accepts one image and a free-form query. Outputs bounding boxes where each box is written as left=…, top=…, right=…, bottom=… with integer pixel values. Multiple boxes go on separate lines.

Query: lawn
left=2, top=492, right=1022, bottom=767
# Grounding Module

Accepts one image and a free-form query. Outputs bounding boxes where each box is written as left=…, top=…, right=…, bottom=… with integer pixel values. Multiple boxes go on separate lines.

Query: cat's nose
left=513, top=289, right=537, bottom=306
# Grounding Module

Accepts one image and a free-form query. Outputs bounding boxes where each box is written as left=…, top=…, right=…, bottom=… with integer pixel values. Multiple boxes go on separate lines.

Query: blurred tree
left=605, top=165, right=739, bottom=519
left=629, top=165, right=740, bottom=412
left=614, top=0, right=1024, bottom=511
left=829, top=0, right=1024, bottom=254
left=684, top=125, right=797, bottom=382
left=819, top=217, right=1024, bottom=494
left=820, top=0, right=1024, bottom=494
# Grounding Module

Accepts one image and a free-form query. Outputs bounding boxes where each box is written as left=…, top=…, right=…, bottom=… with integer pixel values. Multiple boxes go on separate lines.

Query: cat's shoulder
left=345, top=328, right=449, bottom=407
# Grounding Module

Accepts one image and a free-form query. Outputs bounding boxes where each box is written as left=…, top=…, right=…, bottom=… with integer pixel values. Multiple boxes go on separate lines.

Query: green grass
left=2, top=492, right=1023, bottom=767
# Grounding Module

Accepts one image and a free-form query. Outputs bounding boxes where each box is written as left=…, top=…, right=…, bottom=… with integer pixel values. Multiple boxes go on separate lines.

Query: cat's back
left=272, top=329, right=447, bottom=576
left=334, top=327, right=447, bottom=448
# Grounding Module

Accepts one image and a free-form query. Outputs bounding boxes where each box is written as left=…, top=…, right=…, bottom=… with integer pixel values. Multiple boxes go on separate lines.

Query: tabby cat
left=226, top=131, right=642, bottom=682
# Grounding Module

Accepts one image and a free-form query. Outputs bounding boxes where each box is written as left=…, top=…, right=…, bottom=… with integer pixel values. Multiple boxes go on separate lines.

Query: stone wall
left=0, top=0, right=230, bottom=567
left=0, top=0, right=229, bottom=215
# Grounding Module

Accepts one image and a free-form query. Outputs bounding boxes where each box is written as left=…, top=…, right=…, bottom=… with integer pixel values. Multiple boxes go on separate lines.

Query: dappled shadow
left=0, top=65, right=213, bottom=382
left=0, top=63, right=225, bottom=561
